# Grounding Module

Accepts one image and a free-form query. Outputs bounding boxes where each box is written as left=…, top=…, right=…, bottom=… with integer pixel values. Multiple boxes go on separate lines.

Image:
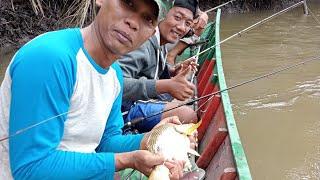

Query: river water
left=220, top=1, right=320, bottom=179
left=0, top=1, right=320, bottom=179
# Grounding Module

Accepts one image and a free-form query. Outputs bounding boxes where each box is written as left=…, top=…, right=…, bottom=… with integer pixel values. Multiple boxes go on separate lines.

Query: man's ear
left=96, top=0, right=103, bottom=7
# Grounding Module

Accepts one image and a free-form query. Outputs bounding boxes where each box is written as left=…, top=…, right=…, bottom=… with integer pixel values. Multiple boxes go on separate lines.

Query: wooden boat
left=179, top=9, right=252, bottom=180
left=118, top=8, right=252, bottom=180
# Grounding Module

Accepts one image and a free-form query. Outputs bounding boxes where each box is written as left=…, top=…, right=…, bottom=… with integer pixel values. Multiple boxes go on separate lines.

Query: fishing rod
left=0, top=1, right=310, bottom=141
left=122, top=1, right=306, bottom=131
left=195, top=54, right=320, bottom=113
left=122, top=55, right=320, bottom=132
left=0, top=111, right=72, bottom=142
left=204, top=0, right=237, bottom=13
left=186, top=1, right=305, bottom=62
left=307, top=6, right=320, bottom=26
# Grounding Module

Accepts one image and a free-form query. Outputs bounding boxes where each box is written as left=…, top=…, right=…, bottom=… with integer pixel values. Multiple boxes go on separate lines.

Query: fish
left=146, top=122, right=201, bottom=180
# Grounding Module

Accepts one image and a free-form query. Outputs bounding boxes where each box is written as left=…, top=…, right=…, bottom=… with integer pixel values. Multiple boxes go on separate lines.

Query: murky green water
left=220, top=1, right=320, bottom=179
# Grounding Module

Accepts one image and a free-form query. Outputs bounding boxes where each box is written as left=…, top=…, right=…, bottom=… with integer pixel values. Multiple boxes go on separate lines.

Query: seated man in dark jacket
left=118, top=0, right=203, bottom=133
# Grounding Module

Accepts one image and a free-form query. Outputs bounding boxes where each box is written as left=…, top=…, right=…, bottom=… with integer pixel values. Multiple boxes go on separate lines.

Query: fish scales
left=147, top=123, right=198, bottom=180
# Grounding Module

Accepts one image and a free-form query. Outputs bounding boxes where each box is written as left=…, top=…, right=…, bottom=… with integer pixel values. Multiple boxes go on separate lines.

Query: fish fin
left=184, top=119, right=202, bottom=136
left=188, top=149, right=200, bottom=156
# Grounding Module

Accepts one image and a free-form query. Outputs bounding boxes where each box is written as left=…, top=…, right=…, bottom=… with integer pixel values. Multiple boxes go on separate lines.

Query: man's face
left=158, top=6, right=194, bottom=44
left=95, top=0, right=158, bottom=55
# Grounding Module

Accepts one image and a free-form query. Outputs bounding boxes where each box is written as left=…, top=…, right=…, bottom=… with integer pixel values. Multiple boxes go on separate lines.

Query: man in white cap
left=0, top=0, right=185, bottom=179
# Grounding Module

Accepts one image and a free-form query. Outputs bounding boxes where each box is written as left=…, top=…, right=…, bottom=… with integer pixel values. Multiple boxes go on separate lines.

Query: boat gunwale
left=214, top=8, right=252, bottom=180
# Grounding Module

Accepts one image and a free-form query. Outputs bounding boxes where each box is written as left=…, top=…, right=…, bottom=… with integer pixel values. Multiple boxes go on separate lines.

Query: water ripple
left=245, top=96, right=300, bottom=110
left=285, top=147, right=320, bottom=180
left=293, top=76, right=320, bottom=98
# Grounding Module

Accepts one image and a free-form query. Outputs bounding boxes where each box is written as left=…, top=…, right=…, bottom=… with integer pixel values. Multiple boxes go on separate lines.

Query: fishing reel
left=122, top=117, right=144, bottom=135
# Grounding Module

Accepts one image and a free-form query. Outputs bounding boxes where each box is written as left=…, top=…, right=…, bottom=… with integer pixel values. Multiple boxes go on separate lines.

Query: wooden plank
left=198, top=104, right=226, bottom=150
left=204, top=136, right=237, bottom=180
left=213, top=9, right=252, bottom=179
left=197, top=59, right=210, bottom=81
left=198, top=84, right=219, bottom=114
left=197, top=60, right=215, bottom=96
left=198, top=96, right=221, bottom=140
left=221, top=168, right=237, bottom=180
left=197, top=104, right=228, bottom=168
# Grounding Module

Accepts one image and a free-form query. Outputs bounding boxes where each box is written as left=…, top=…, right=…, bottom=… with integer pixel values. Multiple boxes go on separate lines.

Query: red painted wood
left=198, top=84, right=219, bottom=114
left=197, top=59, right=215, bottom=83
left=196, top=104, right=228, bottom=169
left=198, top=59, right=215, bottom=85
left=199, top=104, right=225, bottom=149
left=197, top=59, right=210, bottom=81
left=221, top=169, right=237, bottom=180
left=198, top=96, right=221, bottom=140
left=205, top=136, right=237, bottom=180
left=198, top=73, right=211, bottom=97
left=198, top=60, right=215, bottom=95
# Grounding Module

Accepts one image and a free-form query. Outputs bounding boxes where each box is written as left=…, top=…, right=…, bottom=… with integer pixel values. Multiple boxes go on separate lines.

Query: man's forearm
left=155, top=79, right=172, bottom=94
left=115, top=152, right=135, bottom=171
left=167, top=41, right=189, bottom=65
left=123, top=78, right=158, bottom=101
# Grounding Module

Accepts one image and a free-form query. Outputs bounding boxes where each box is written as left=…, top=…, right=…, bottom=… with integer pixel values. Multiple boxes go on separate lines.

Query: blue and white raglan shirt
left=0, top=28, right=143, bottom=179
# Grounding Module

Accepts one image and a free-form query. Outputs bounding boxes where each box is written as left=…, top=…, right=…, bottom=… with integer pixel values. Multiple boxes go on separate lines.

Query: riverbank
left=0, top=0, right=302, bottom=49
left=200, top=0, right=301, bottom=13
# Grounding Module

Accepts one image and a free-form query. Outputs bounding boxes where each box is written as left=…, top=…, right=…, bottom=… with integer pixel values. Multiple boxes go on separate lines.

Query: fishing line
left=191, top=55, right=320, bottom=115
left=185, top=1, right=305, bottom=63
left=123, top=1, right=308, bottom=126
left=189, top=45, right=201, bottom=83
left=204, top=0, right=237, bottom=13
left=194, top=3, right=320, bottom=114
left=184, top=1, right=308, bottom=118
left=0, top=1, right=310, bottom=142
left=0, top=110, right=74, bottom=142
left=122, top=54, right=320, bottom=130
left=307, top=6, right=320, bottom=26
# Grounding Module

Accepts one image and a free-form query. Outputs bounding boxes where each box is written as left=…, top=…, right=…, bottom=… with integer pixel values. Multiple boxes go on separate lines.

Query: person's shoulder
left=22, top=28, right=81, bottom=53
left=11, top=29, right=81, bottom=74
left=144, top=34, right=158, bottom=49
left=118, top=41, right=152, bottom=63
left=110, top=62, right=124, bottom=88
left=111, top=62, right=122, bottom=75
left=131, top=36, right=156, bottom=54
left=21, top=28, right=81, bottom=57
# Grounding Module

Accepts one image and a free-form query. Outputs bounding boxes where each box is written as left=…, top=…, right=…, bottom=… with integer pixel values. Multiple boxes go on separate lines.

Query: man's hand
left=157, top=116, right=182, bottom=127
left=165, top=159, right=185, bottom=180
left=168, top=66, right=196, bottom=100
left=115, top=150, right=165, bottom=176
left=193, top=11, right=209, bottom=36
left=173, top=58, right=198, bottom=76
left=132, top=150, right=165, bottom=176
left=156, top=66, right=196, bottom=101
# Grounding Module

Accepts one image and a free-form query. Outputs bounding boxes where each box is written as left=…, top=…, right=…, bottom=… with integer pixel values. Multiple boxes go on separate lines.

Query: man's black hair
left=174, top=0, right=198, bottom=16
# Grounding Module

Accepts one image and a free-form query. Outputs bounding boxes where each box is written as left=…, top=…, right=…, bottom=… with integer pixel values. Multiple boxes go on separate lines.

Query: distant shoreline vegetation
left=200, top=0, right=301, bottom=13
left=0, top=0, right=300, bottom=48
